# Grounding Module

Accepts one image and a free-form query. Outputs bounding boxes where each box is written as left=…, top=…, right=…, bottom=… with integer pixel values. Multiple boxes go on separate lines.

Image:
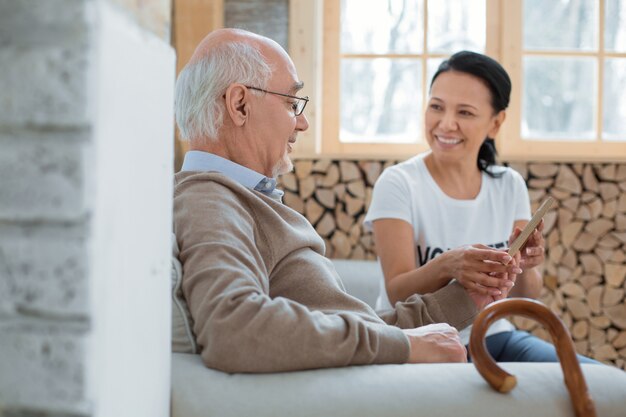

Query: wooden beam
left=173, top=0, right=224, bottom=73
left=172, top=0, right=224, bottom=170
left=289, top=0, right=323, bottom=155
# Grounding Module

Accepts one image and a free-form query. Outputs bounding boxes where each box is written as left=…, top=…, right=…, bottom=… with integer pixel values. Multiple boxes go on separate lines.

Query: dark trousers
left=468, top=330, right=600, bottom=364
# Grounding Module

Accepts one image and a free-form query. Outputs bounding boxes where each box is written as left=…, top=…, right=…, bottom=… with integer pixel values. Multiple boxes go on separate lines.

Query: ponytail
left=478, top=138, right=502, bottom=178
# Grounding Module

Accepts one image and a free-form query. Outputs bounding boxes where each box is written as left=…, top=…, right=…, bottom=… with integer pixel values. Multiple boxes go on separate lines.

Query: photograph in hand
left=507, top=197, right=554, bottom=257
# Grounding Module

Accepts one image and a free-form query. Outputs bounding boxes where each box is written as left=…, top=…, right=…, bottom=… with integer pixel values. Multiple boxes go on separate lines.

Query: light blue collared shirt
left=181, top=151, right=284, bottom=201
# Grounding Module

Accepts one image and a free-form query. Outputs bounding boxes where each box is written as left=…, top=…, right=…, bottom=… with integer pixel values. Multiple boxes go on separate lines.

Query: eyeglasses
left=245, top=86, right=309, bottom=116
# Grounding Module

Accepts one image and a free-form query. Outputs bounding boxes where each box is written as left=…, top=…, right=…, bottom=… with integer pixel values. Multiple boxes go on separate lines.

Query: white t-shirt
left=364, top=152, right=531, bottom=345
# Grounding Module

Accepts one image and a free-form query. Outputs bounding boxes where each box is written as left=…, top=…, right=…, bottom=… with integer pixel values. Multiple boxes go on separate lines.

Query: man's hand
left=403, top=323, right=467, bottom=363
left=466, top=252, right=522, bottom=309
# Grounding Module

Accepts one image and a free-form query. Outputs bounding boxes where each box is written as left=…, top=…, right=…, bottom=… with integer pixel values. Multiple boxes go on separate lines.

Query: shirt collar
left=181, top=151, right=284, bottom=200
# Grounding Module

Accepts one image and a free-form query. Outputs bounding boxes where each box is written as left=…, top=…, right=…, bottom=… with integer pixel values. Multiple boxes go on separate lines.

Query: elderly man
left=173, top=28, right=516, bottom=373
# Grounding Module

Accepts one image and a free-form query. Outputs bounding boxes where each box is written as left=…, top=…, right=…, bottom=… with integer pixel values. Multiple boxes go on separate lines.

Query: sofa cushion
left=171, top=234, right=197, bottom=353
left=171, top=352, right=626, bottom=417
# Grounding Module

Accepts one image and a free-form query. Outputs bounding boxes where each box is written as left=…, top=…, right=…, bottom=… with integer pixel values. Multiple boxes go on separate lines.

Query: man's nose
left=296, top=112, right=309, bottom=131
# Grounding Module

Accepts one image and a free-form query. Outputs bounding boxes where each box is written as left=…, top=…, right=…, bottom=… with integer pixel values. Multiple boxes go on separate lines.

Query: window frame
left=289, top=0, right=626, bottom=162
left=499, top=0, right=626, bottom=162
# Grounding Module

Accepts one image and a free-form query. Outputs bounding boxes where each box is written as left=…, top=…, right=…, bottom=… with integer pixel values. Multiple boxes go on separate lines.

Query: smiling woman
left=425, top=51, right=509, bottom=183
left=364, top=51, right=598, bottom=364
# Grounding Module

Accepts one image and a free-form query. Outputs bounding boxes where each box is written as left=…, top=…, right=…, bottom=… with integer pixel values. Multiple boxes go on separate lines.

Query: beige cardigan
left=174, top=172, right=477, bottom=373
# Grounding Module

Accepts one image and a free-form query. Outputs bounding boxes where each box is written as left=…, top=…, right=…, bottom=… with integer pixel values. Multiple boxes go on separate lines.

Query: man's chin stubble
left=272, top=155, right=293, bottom=177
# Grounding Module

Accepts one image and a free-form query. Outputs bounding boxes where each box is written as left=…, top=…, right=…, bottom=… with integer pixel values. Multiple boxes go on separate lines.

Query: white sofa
left=171, top=259, right=626, bottom=417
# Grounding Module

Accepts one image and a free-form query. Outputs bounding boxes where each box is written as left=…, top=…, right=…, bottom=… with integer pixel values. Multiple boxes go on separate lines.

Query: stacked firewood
left=278, top=160, right=626, bottom=369
left=507, top=163, right=626, bottom=369
left=280, top=159, right=395, bottom=259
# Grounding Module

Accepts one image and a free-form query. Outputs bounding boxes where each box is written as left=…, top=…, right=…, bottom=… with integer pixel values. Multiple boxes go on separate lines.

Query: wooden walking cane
left=469, top=298, right=597, bottom=417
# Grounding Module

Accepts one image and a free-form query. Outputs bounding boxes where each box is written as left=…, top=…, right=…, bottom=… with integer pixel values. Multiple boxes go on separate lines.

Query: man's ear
left=488, top=110, right=506, bottom=138
left=224, top=84, right=249, bottom=127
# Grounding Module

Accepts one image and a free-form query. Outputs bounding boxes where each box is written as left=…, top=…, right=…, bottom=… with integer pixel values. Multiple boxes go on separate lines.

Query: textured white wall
left=0, top=1, right=174, bottom=416
left=0, top=0, right=93, bottom=414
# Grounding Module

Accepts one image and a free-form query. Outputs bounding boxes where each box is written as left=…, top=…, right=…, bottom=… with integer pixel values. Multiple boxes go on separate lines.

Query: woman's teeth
left=436, top=136, right=462, bottom=144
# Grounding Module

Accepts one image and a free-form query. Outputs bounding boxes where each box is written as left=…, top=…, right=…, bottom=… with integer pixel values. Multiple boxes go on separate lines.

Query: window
left=289, top=0, right=626, bottom=161
left=499, top=0, right=626, bottom=160
left=320, top=0, right=493, bottom=156
left=339, top=0, right=485, bottom=145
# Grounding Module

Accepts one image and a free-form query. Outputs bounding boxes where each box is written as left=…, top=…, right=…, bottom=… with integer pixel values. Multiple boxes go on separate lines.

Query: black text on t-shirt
left=416, top=241, right=508, bottom=266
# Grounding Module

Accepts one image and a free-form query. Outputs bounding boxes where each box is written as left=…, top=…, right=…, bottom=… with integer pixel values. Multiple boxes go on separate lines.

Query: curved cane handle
left=469, top=298, right=596, bottom=417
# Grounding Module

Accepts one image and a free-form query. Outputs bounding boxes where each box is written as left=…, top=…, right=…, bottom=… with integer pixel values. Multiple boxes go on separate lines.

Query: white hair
left=174, top=41, right=273, bottom=141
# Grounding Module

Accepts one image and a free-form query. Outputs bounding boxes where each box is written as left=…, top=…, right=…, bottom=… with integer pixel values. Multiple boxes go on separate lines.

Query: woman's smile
left=434, top=134, right=463, bottom=147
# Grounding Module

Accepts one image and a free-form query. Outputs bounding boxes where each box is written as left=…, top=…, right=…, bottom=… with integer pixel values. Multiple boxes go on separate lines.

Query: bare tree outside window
left=339, top=0, right=484, bottom=144
left=522, top=0, right=626, bottom=142
left=603, top=0, right=626, bottom=140
left=337, top=0, right=625, bottom=146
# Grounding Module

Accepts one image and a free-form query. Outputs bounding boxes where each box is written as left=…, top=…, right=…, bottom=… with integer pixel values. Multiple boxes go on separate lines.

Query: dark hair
left=430, top=51, right=511, bottom=177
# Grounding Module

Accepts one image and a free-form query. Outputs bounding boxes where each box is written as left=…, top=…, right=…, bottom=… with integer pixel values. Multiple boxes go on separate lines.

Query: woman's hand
left=509, top=219, right=545, bottom=271
left=442, top=244, right=522, bottom=296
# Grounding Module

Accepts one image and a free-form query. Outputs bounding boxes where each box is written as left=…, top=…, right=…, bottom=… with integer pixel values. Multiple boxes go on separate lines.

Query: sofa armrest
left=171, top=353, right=626, bottom=417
